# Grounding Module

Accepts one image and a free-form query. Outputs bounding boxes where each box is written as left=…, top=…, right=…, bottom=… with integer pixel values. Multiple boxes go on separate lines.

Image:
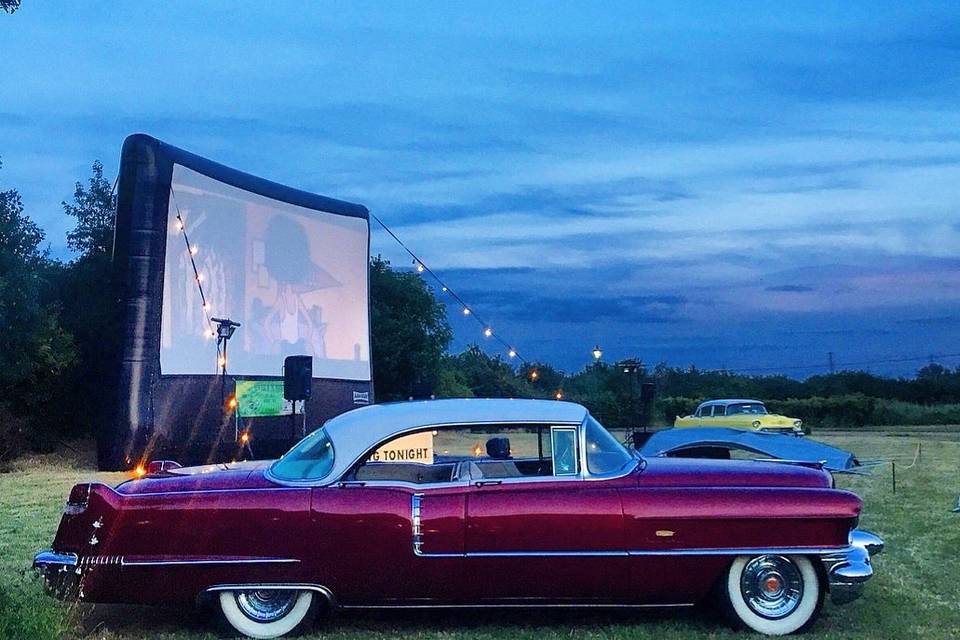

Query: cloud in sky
left=2, top=1, right=959, bottom=375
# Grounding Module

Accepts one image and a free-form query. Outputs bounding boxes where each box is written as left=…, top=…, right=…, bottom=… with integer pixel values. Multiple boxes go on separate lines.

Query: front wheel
left=218, top=588, right=315, bottom=638
left=725, top=554, right=822, bottom=635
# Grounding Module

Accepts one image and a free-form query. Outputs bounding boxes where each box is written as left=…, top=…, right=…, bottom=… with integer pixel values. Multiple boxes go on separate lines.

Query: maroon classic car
left=35, top=399, right=882, bottom=637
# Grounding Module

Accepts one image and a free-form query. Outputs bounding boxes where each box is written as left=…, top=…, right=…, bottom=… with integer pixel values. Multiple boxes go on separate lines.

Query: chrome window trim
left=579, top=416, right=638, bottom=481
left=316, top=420, right=584, bottom=489
left=266, top=414, right=641, bottom=488
left=551, top=426, right=579, bottom=476
left=353, top=420, right=637, bottom=489
left=267, top=427, right=337, bottom=484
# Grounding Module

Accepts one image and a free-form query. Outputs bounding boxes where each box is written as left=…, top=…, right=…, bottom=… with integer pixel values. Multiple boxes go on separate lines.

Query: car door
left=462, top=424, right=631, bottom=603
left=712, top=403, right=733, bottom=427
left=308, top=428, right=469, bottom=605
left=311, top=483, right=467, bottom=604
left=699, top=404, right=714, bottom=426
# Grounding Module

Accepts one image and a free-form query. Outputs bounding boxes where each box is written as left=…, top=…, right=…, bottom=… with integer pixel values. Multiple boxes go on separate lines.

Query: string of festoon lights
left=168, top=189, right=223, bottom=367
left=370, top=213, right=531, bottom=367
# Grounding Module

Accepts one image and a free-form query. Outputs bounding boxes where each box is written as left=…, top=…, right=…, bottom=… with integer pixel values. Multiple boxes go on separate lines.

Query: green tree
left=519, top=361, right=564, bottom=396
left=1, top=1, right=20, bottom=14
left=63, top=160, right=115, bottom=256
left=370, top=255, right=452, bottom=400
left=440, top=346, right=536, bottom=398
left=55, top=161, right=120, bottom=437
left=0, top=158, right=76, bottom=456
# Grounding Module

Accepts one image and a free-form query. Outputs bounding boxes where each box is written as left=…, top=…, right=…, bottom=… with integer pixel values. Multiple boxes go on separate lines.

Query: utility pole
left=828, top=351, right=835, bottom=374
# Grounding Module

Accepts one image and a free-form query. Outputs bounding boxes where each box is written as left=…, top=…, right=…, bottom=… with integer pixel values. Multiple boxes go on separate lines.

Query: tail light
left=65, top=483, right=91, bottom=515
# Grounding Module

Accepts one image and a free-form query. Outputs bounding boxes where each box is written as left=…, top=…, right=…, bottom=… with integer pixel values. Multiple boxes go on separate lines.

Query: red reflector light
left=65, top=483, right=91, bottom=514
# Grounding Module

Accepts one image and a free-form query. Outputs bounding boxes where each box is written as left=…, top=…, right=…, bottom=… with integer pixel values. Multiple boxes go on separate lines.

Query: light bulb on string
left=483, top=327, right=493, bottom=337
left=175, top=219, right=184, bottom=231
left=462, top=307, right=471, bottom=316
left=441, top=286, right=448, bottom=292
left=414, top=260, right=425, bottom=273
left=196, top=273, right=203, bottom=283
left=508, top=349, right=517, bottom=359
left=190, top=245, right=199, bottom=255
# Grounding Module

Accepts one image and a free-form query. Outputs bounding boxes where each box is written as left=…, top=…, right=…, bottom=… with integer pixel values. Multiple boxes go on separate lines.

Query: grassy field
left=2, top=430, right=959, bottom=640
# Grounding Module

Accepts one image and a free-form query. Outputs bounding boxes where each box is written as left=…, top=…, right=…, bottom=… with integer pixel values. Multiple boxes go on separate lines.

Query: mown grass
left=1, top=432, right=958, bottom=640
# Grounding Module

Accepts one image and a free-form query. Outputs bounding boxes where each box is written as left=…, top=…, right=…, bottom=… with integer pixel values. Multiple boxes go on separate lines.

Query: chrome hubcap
left=740, top=555, right=804, bottom=619
left=235, top=589, right=297, bottom=623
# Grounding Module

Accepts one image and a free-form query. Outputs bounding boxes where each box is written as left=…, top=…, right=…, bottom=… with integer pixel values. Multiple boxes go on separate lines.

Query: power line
left=707, top=351, right=960, bottom=375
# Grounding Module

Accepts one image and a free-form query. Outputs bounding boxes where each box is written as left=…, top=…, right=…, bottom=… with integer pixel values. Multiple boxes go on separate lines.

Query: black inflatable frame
left=102, top=134, right=372, bottom=471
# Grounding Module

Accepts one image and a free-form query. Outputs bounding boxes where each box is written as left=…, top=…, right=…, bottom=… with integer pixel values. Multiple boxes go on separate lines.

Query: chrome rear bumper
left=820, top=529, right=883, bottom=605
left=33, top=550, right=80, bottom=598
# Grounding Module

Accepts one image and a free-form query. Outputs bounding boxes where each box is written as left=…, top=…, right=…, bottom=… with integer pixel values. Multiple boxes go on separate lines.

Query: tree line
left=2, top=158, right=958, bottom=463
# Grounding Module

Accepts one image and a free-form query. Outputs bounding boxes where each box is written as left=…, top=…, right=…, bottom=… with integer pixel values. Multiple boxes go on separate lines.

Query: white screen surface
left=160, top=165, right=370, bottom=380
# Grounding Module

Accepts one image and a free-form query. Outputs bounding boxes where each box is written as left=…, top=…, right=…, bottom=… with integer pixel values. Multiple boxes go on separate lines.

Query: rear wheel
left=218, top=589, right=315, bottom=638
left=725, top=554, right=822, bottom=635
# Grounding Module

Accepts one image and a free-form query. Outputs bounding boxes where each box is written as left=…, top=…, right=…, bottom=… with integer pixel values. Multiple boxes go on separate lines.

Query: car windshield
left=584, top=416, right=634, bottom=474
left=726, top=403, right=768, bottom=415
left=270, top=427, right=335, bottom=481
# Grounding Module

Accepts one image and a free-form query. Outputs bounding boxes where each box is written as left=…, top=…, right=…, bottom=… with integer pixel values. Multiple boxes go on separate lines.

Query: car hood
left=115, top=460, right=278, bottom=495
left=638, top=456, right=833, bottom=488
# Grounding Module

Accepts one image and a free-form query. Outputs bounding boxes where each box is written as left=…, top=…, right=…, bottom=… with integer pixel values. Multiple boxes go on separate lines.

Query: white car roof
left=317, top=398, right=589, bottom=484
left=701, top=399, right=765, bottom=406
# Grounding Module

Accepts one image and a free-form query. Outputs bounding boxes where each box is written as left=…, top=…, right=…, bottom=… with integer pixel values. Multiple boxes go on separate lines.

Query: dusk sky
left=3, top=2, right=959, bottom=376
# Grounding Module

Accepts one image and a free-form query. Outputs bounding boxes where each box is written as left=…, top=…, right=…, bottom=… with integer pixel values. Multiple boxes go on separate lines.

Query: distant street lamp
left=554, top=390, right=564, bottom=401
left=592, top=345, right=603, bottom=362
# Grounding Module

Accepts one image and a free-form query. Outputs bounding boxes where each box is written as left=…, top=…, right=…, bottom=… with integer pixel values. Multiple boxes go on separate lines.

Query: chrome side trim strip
left=411, top=546, right=850, bottom=559
left=341, top=602, right=695, bottom=609
left=122, top=557, right=300, bottom=566
left=625, top=545, right=849, bottom=557
left=115, top=487, right=309, bottom=498
left=467, top=550, right=629, bottom=557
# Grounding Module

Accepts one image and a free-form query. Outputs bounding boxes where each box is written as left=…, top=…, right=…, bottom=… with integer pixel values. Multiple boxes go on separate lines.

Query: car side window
left=348, top=424, right=578, bottom=484
left=699, top=405, right=712, bottom=418
left=713, top=405, right=726, bottom=416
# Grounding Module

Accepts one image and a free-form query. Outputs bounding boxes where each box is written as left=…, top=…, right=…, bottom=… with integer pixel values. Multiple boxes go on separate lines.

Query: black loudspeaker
left=640, top=382, right=656, bottom=401
left=283, top=355, right=313, bottom=401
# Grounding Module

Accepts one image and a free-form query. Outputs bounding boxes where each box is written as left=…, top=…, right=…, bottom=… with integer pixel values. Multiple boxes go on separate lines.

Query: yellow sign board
left=369, top=431, right=434, bottom=464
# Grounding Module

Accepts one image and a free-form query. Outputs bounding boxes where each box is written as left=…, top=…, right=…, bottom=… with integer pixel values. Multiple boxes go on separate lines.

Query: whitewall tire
left=725, top=554, right=821, bottom=635
left=218, top=589, right=314, bottom=639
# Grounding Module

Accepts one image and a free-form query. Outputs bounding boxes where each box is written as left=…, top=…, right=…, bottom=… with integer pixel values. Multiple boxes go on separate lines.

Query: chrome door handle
left=474, top=480, right=503, bottom=487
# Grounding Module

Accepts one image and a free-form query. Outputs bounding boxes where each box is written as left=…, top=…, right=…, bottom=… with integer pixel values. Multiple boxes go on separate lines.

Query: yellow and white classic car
left=674, top=399, right=804, bottom=435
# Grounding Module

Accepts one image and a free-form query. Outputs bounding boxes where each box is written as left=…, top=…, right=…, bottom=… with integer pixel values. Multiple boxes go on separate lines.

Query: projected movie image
left=161, top=165, right=370, bottom=380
